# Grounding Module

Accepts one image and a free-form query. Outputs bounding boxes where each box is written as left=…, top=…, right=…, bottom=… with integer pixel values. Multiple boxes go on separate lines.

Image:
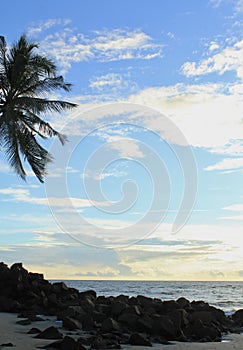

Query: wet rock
left=27, top=327, right=41, bottom=334
left=0, top=343, right=14, bottom=347
left=62, top=316, right=82, bottom=330
left=232, top=309, right=243, bottom=326
left=151, top=314, right=177, bottom=340
left=35, top=326, right=63, bottom=339
left=185, top=319, right=221, bottom=342
left=52, top=282, right=69, bottom=294
left=16, top=319, right=31, bottom=325
left=129, top=333, right=152, bottom=346
left=101, top=317, right=121, bottom=333
left=135, top=315, right=153, bottom=333
left=117, top=313, right=138, bottom=329
left=79, top=289, right=97, bottom=299
left=42, top=336, right=86, bottom=349
left=109, top=301, right=128, bottom=316
left=90, top=334, right=121, bottom=349
left=176, top=297, right=192, bottom=310
left=60, top=336, right=86, bottom=350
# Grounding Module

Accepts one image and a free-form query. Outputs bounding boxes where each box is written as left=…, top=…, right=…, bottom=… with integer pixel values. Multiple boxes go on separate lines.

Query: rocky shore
left=0, top=262, right=243, bottom=349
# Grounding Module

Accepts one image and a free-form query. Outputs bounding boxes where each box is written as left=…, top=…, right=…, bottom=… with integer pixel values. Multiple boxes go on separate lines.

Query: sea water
left=56, top=280, right=243, bottom=313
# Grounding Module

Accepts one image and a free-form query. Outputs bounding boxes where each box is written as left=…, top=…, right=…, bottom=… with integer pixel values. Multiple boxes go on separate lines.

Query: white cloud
left=182, top=39, right=243, bottom=79
left=88, top=72, right=138, bottom=95
left=209, top=0, right=224, bottom=7
left=223, top=204, right=243, bottom=211
left=209, top=41, right=220, bottom=52
left=126, top=82, right=243, bottom=153
left=235, top=0, right=243, bottom=13
left=0, top=187, right=108, bottom=210
left=0, top=160, right=10, bottom=173
left=209, top=0, right=243, bottom=14
left=204, top=157, right=243, bottom=171
left=90, top=73, right=123, bottom=90
left=104, top=137, right=144, bottom=158
left=40, top=28, right=163, bottom=73
left=27, top=18, right=71, bottom=36
left=221, top=214, right=243, bottom=220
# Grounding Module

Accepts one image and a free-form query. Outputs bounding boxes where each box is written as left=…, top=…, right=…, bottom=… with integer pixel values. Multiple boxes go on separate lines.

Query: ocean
left=57, top=280, right=243, bottom=314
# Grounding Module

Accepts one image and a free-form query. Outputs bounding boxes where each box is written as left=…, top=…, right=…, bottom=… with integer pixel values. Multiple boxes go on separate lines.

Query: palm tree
left=0, top=35, right=77, bottom=182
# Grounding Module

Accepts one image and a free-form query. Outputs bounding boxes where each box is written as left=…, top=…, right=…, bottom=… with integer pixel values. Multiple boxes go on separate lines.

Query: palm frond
left=0, top=34, right=77, bottom=182
left=17, top=127, right=52, bottom=183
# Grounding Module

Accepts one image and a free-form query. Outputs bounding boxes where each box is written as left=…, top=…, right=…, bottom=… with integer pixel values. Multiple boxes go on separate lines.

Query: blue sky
left=1, top=0, right=243, bottom=280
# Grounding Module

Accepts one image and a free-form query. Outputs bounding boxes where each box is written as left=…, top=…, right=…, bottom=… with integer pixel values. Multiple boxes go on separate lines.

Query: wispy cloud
left=182, top=39, right=243, bottom=79
left=0, top=187, right=108, bottom=210
left=39, top=27, right=163, bottom=73
left=90, top=73, right=123, bottom=90
left=204, top=157, right=243, bottom=172
left=223, top=203, right=243, bottom=211
left=27, top=18, right=71, bottom=36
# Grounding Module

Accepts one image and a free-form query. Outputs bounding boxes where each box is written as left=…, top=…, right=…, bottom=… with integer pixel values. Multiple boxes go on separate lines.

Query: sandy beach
left=0, top=312, right=242, bottom=350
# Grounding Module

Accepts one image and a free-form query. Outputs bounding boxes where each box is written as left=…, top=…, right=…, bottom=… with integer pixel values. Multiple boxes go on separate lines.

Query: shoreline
left=1, top=263, right=243, bottom=349
left=0, top=312, right=243, bottom=350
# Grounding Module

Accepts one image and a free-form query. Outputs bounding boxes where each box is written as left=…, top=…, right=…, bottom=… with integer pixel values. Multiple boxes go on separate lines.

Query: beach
left=0, top=263, right=243, bottom=350
left=0, top=312, right=243, bottom=350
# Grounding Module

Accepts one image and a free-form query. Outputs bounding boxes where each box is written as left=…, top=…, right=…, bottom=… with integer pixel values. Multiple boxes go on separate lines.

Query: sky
left=1, top=0, right=243, bottom=281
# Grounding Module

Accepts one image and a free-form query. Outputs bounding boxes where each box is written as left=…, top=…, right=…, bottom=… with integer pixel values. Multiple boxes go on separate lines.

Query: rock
left=27, top=327, right=41, bottom=334
left=176, top=297, right=191, bottom=310
left=28, top=272, right=44, bottom=281
left=16, top=319, right=31, bottom=325
left=137, top=295, right=153, bottom=308
left=135, top=315, right=153, bottom=333
left=185, top=319, right=221, bottom=342
left=101, top=317, right=120, bottom=333
left=52, top=282, right=69, bottom=294
left=60, top=336, right=86, bottom=350
left=35, top=326, right=63, bottom=339
left=129, top=333, right=152, bottom=346
left=90, top=335, right=107, bottom=349
left=79, top=290, right=97, bottom=299
left=122, top=305, right=141, bottom=316
left=0, top=262, right=11, bottom=281
left=109, top=301, right=128, bottom=316
left=117, top=313, right=138, bottom=329
left=41, top=336, right=86, bottom=349
left=62, top=316, right=82, bottom=330
left=191, top=300, right=210, bottom=311
left=159, top=300, right=180, bottom=314
left=92, top=310, right=107, bottom=323
left=115, top=295, right=129, bottom=303
left=79, top=314, right=95, bottom=331
left=80, top=296, right=95, bottom=312
left=0, top=343, right=15, bottom=347
left=92, top=334, right=121, bottom=349
left=232, top=309, right=243, bottom=326
left=151, top=314, right=177, bottom=340
left=57, top=307, right=76, bottom=320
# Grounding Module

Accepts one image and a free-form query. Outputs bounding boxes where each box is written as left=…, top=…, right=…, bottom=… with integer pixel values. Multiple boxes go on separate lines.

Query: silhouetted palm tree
left=0, top=35, right=77, bottom=182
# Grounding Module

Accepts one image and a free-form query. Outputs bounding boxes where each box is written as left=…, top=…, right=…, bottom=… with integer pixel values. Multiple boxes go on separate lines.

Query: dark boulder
left=232, top=309, right=243, bottom=326
left=35, top=326, right=63, bottom=339
left=62, top=316, right=82, bottom=330
left=27, top=327, right=41, bottom=334
left=109, top=301, right=128, bottom=317
left=42, top=336, right=86, bottom=350
left=101, top=317, right=121, bottom=333
left=129, top=333, right=152, bottom=346
left=79, top=289, right=97, bottom=299
left=185, top=319, right=221, bottom=342
left=151, top=314, right=177, bottom=340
